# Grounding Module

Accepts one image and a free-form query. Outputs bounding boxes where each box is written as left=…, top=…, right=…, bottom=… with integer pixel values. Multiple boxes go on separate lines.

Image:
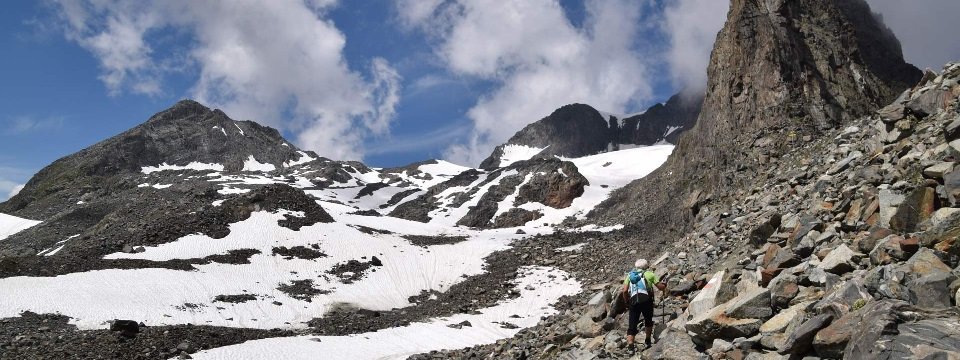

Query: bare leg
left=626, top=334, right=634, bottom=346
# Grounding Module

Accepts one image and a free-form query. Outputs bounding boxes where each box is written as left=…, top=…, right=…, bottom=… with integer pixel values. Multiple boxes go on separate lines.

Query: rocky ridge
left=479, top=92, right=702, bottom=169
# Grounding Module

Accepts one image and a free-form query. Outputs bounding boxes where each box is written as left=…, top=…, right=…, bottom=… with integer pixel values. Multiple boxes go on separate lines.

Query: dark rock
left=109, top=320, right=140, bottom=338
left=778, top=314, right=833, bottom=355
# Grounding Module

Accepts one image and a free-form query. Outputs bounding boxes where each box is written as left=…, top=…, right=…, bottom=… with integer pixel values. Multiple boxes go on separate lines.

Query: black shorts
left=627, top=298, right=655, bottom=336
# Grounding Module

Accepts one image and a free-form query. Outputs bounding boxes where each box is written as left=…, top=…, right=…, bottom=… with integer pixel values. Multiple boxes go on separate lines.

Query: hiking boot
left=644, top=338, right=652, bottom=348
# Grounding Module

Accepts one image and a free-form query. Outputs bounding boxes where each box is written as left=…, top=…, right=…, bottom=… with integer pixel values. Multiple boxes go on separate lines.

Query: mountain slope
left=1, top=100, right=311, bottom=219
left=479, top=92, right=702, bottom=169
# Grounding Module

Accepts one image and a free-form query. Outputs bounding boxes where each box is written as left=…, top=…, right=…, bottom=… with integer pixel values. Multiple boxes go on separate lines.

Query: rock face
left=479, top=92, right=702, bottom=169
left=592, top=0, right=920, bottom=231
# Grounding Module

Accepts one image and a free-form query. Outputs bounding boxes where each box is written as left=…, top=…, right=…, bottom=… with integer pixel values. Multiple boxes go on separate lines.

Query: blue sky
left=1, top=0, right=959, bottom=199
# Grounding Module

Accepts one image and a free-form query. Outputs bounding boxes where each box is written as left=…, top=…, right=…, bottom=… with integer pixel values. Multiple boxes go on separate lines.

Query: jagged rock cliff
left=593, top=0, right=921, bottom=231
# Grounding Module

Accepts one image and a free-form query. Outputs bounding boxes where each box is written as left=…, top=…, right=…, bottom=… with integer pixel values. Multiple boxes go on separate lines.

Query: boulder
left=689, top=271, right=725, bottom=318
left=761, top=244, right=799, bottom=270
left=902, top=248, right=953, bottom=277
left=805, top=267, right=839, bottom=289
left=842, top=300, right=911, bottom=359
left=817, top=244, right=858, bottom=275
left=750, top=214, right=781, bottom=245
left=945, top=170, right=960, bottom=206
left=908, top=271, right=958, bottom=310
left=890, top=187, right=937, bottom=232
left=878, top=190, right=905, bottom=227
left=923, top=162, right=955, bottom=180
left=646, top=328, right=701, bottom=360
left=869, top=235, right=917, bottom=265
left=812, top=279, right=872, bottom=319
left=847, top=317, right=960, bottom=360
left=725, top=287, right=773, bottom=320
left=686, top=301, right=762, bottom=345
left=777, top=314, right=833, bottom=355
left=769, top=274, right=799, bottom=309
left=109, top=319, right=141, bottom=338
left=759, top=301, right=808, bottom=335
left=812, top=307, right=861, bottom=359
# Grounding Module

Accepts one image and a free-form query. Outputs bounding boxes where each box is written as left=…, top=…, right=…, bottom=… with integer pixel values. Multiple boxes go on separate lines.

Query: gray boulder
left=725, top=287, right=773, bottom=319
left=812, top=279, right=872, bottom=319
left=817, top=244, right=858, bottom=275
left=777, top=314, right=833, bottom=355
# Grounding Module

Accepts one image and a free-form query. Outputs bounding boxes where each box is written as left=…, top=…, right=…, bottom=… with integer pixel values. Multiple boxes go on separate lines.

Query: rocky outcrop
left=479, top=93, right=702, bottom=169
left=592, top=0, right=921, bottom=233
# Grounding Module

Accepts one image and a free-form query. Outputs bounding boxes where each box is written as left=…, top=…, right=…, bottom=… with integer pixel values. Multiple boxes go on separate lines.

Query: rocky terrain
left=1, top=0, right=956, bottom=359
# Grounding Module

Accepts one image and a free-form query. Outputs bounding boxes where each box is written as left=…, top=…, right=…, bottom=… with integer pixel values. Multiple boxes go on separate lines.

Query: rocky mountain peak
left=480, top=93, right=702, bottom=169
left=594, top=0, right=921, bottom=228
left=674, top=0, right=920, bottom=172
left=1, top=100, right=311, bottom=217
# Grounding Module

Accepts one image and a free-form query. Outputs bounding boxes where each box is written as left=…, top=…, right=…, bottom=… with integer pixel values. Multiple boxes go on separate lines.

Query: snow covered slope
left=0, top=213, right=41, bottom=241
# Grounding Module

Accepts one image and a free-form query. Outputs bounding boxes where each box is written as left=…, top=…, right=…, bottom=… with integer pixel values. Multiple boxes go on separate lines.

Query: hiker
left=622, top=258, right=666, bottom=349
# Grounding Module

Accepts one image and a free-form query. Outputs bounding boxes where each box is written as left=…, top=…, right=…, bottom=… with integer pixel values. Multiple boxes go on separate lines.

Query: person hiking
left=622, top=258, right=666, bottom=350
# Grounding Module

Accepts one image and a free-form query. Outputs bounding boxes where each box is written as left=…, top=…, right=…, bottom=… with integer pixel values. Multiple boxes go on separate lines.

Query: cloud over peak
left=52, top=0, right=400, bottom=161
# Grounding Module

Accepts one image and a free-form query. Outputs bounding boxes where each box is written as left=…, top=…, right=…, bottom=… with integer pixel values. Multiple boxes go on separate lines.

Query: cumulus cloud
left=865, top=0, right=960, bottom=70
left=663, top=0, right=729, bottom=92
left=5, top=184, right=24, bottom=200
left=399, top=0, right=654, bottom=166
left=51, top=0, right=400, bottom=161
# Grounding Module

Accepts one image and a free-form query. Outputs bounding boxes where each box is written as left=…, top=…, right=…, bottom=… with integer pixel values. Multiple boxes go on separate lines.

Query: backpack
left=628, top=269, right=651, bottom=305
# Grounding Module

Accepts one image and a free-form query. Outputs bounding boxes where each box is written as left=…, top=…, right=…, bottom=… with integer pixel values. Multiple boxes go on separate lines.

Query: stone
left=878, top=190, right=905, bottom=227
left=725, top=287, right=773, bottom=319
left=686, top=301, right=763, bottom=345
left=805, top=268, right=839, bottom=289
left=759, top=302, right=808, bottom=335
left=902, top=248, right=953, bottom=277
left=827, top=151, right=862, bottom=175
left=812, top=279, right=872, bottom=319
left=869, top=235, right=917, bottom=265
left=750, top=214, right=781, bottom=245
left=890, top=186, right=936, bottom=232
left=812, top=307, right=861, bottom=359
left=790, top=216, right=824, bottom=246
left=769, top=274, right=799, bottom=309
left=946, top=116, right=960, bottom=141
left=761, top=245, right=799, bottom=270
left=109, top=320, right=140, bottom=338
left=923, top=162, right=955, bottom=180
left=777, top=314, right=833, bottom=355
left=847, top=316, right=960, bottom=359
left=817, top=244, right=858, bottom=275
left=646, top=329, right=701, bottom=360
left=946, top=170, right=960, bottom=206
left=908, top=271, right=958, bottom=310
left=689, top=271, right=725, bottom=318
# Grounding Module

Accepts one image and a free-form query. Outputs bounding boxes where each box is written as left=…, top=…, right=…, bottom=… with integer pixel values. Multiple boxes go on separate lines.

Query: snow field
left=190, top=266, right=580, bottom=360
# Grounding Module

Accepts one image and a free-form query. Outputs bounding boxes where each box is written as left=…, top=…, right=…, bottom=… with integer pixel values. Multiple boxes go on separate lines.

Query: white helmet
left=635, top=259, right=648, bottom=269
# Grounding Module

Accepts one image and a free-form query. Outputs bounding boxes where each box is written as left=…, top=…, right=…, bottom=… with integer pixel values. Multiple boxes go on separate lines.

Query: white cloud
left=5, top=184, right=24, bottom=200
left=399, top=0, right=654, bottom=166
left=4, top=115, right=65, bottom=134
left=865, top=0, right=960, bottom=70
left=663, top=0, right=729, bottom=92
left=52, top=0, right=401, bottom=161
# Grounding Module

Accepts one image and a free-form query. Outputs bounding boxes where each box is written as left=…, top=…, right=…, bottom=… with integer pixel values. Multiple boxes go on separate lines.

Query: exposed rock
left=817, top=244, right=858, bottom=275
left=689, top=271, right=726, bottom=318
left=777, top=314, right=833, bottom=355
left=686, top=301, right=762, bottom=345
left=769, top=274, right=800, bottom=309
left=812, top=279, right=872, bottom=319
left=890, top=186, right=937, bottom=232
left=724, top=287, right=773, bottom=320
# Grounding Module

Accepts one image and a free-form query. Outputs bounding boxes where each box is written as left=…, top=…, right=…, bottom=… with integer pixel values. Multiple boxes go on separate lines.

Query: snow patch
left=190, top=266, right=580, bottom=360
left=242, top=155, right=277, bottom=172
left=141, top=162, right=225, bottom=174
left=0, top=213, right=42, bottom=241
left=556, top=243, right=586, bottom=252
left=283, top=151, right=316, bottom=168
left=234, top=123, right=245, bottom=136
left=499, top=145, right=545, bottom=167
